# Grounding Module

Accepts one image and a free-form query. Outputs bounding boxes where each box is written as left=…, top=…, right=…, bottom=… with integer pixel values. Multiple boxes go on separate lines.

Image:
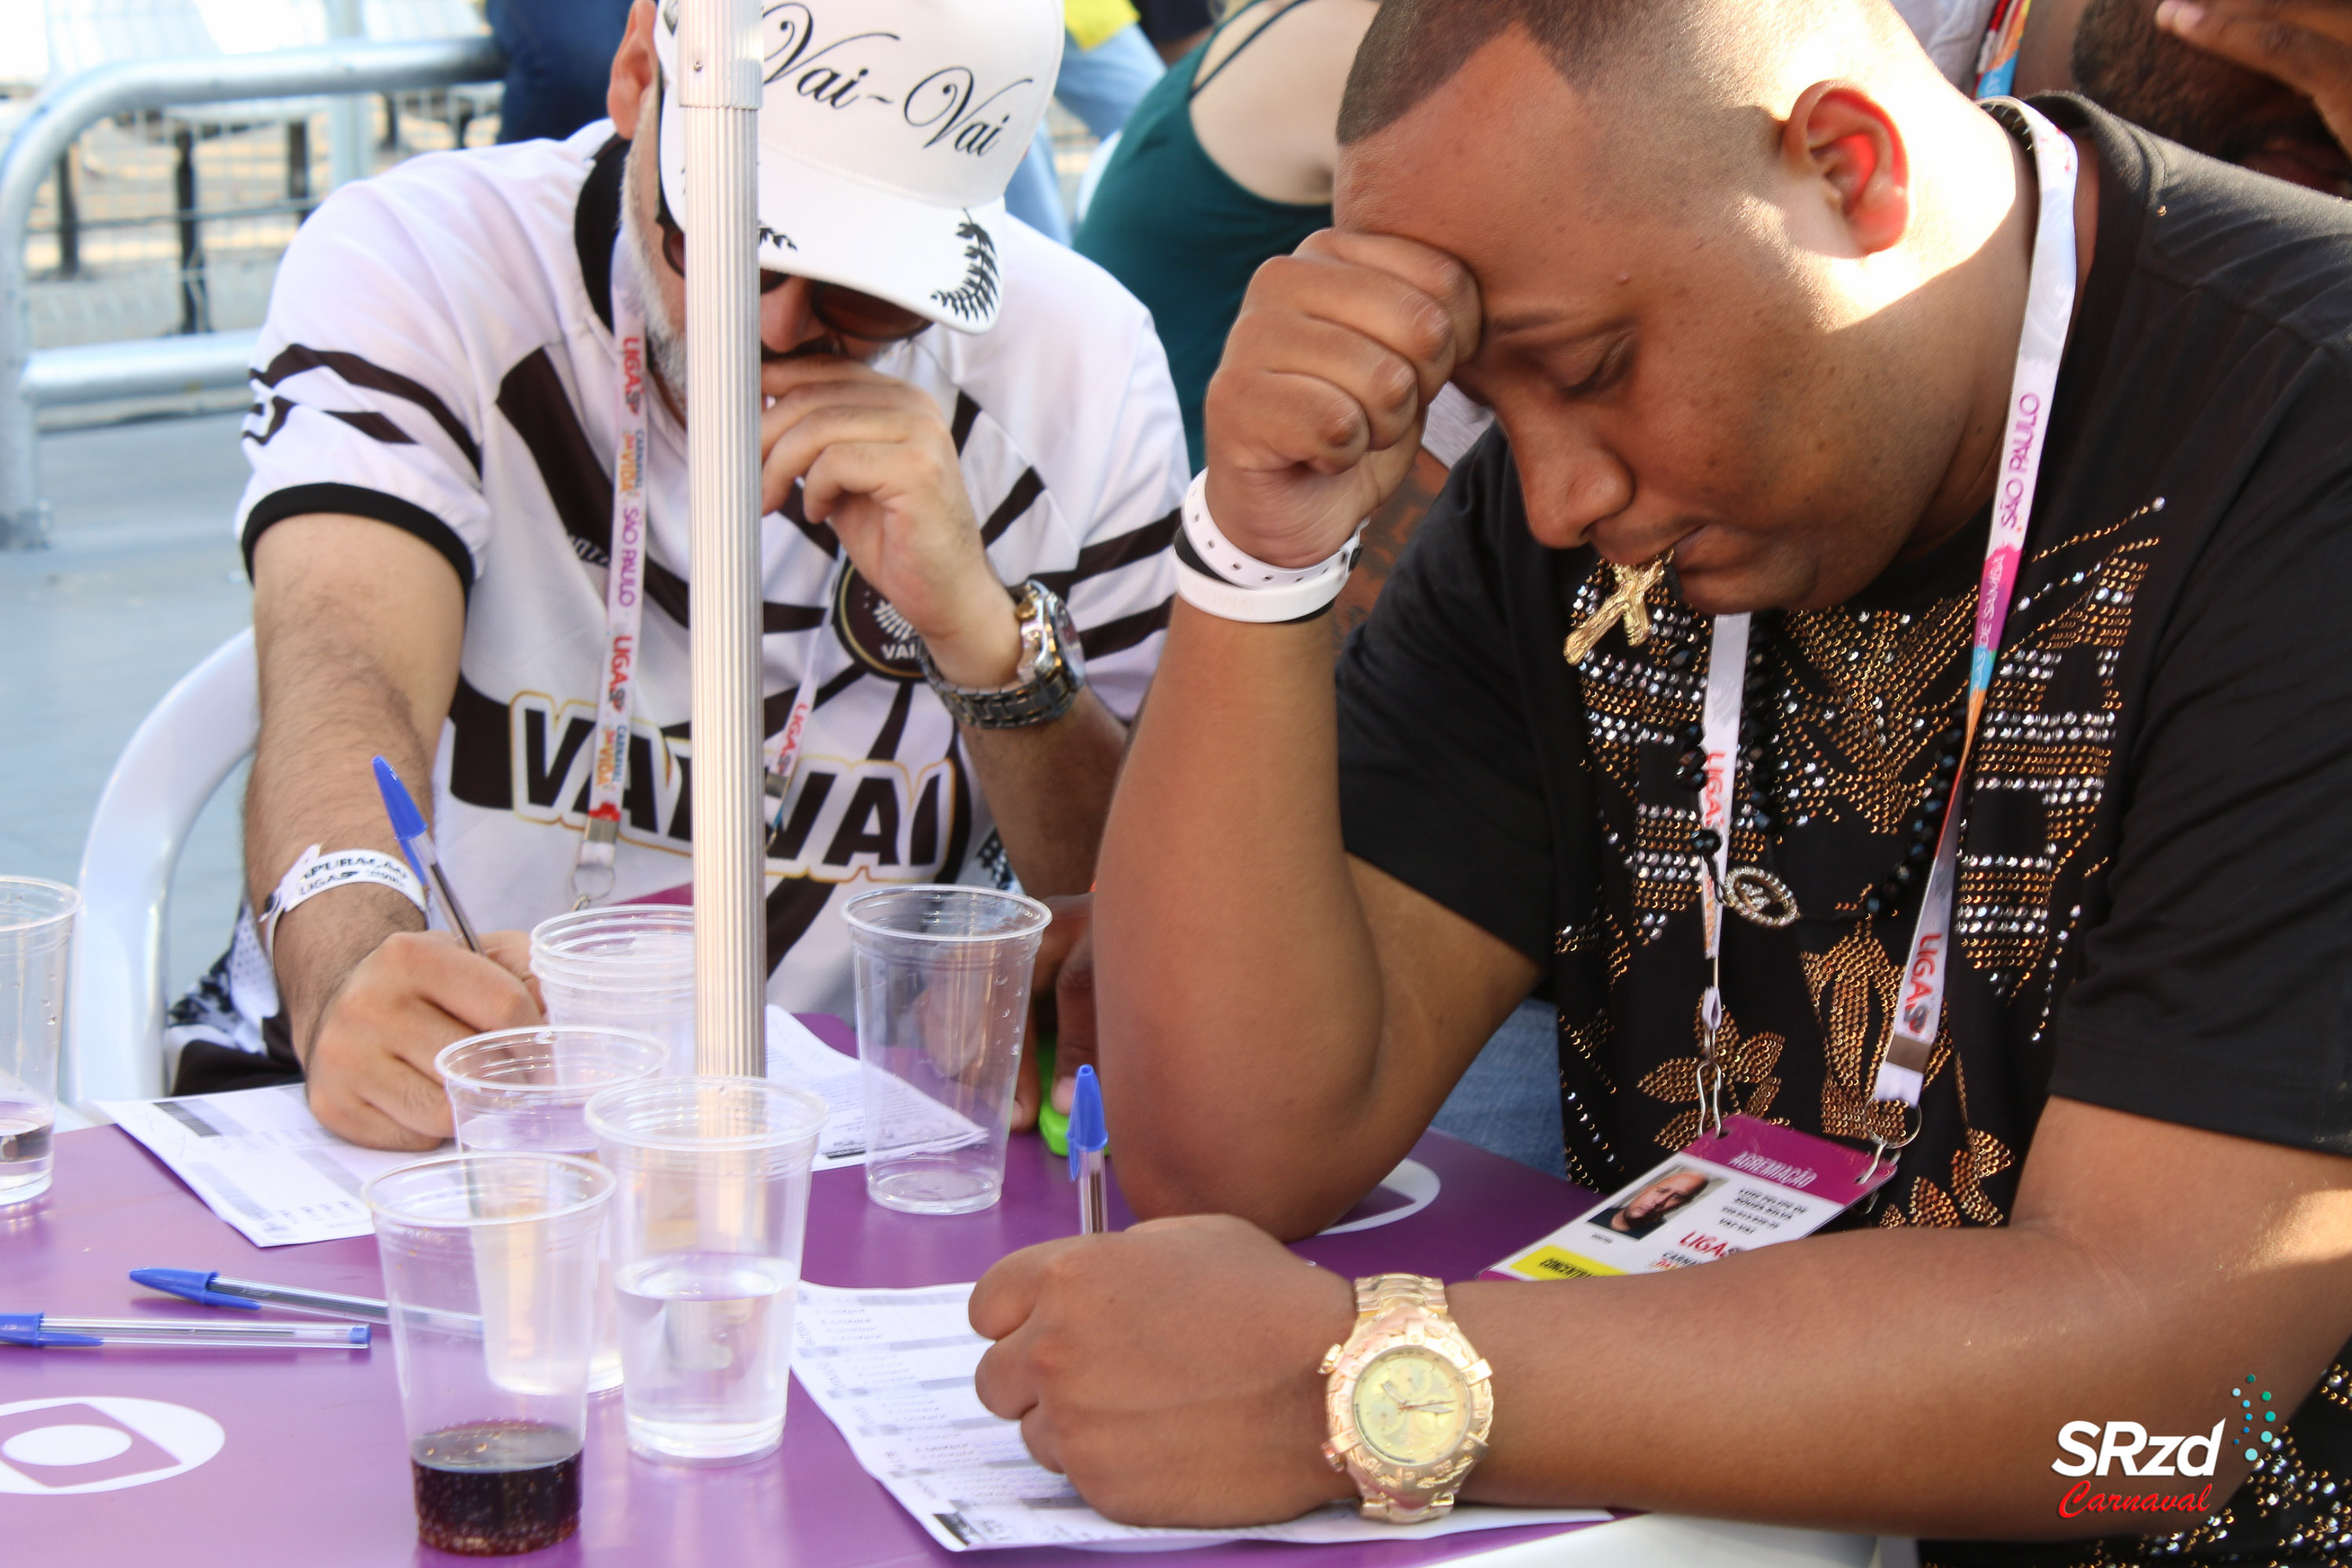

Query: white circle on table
left=0, top=1397, right=224, bottom=1493
left=2, top=1425, right=132, bottom=1465
left=1318, top=1158, right=1442, bottom=1235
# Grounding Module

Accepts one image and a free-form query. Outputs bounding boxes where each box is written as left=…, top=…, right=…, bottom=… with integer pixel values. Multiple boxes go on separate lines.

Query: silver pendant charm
left=1724, top=866, right=1799, bottom=927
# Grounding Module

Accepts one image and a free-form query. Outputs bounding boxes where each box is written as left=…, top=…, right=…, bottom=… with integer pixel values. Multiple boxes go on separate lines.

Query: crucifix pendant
left=1563, top=554, right=1670, bottom=666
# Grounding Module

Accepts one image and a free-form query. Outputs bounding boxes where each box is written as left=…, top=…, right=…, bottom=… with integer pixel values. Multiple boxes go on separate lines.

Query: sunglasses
left=652, top=176, right=931, bottom=344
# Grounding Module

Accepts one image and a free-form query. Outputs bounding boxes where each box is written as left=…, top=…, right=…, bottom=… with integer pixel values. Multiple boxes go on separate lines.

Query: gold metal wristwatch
left=1319, top=1273, right=1494, bottom=1523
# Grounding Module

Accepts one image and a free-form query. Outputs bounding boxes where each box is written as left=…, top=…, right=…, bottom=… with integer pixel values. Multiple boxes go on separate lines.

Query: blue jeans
left=1432, top=1000, right=1566, bottom=1177
left=489, top=0, right=634, bottom=145
left=1004, top=24, right=1166, bottom=245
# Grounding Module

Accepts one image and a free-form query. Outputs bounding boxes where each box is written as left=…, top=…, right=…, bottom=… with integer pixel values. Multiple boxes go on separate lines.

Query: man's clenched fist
left=1202, top=230, right=1482, bottom=570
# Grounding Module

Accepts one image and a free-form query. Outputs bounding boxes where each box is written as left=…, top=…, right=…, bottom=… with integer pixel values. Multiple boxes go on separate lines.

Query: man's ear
left=608, top=0, right=659, bottom=139
left=1782, top=81, right=1911, bottom=256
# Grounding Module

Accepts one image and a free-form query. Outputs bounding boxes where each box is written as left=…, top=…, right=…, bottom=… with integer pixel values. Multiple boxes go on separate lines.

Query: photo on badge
left=1584, top=1166, right=1717, bottom=1240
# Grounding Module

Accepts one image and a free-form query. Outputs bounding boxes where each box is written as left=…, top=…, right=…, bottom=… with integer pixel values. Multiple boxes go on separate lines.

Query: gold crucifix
left=1563, top=554, right=1671, bottom=666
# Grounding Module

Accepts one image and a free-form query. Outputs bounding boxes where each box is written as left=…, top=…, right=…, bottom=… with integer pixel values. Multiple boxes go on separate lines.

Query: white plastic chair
left=64, top=627, right=258, bottom=1106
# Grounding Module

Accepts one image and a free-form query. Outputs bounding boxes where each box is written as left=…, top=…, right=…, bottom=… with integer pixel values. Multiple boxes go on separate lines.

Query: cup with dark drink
left=364, top=1152, right=613, bottom=1555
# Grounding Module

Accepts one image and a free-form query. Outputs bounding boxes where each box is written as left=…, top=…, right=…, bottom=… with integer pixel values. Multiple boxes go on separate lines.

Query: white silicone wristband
left=1181, top=470, right=1348, bottom=587
left=1173, top=549, right=1358, bottom=622
left=1173, top=471, right=1364, bottom=623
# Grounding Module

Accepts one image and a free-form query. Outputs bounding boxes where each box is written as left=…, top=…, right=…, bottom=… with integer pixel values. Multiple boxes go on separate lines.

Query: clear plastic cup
left=364, top=1153, right=613, bottom=1557
left=844, top=885, right=1051, bottom=1216
left=438, top=1027, right=673, bottom=1152
left=583, top=1078, right=827, bottom=1466
left=0, top=877, right=78, bottom=1208
left=437, top=1027, right=670, bottom=1395
left=528, top=907, right=695, bottom=1075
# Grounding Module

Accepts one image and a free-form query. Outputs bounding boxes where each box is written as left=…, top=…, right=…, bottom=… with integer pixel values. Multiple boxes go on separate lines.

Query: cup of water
left=363, top=1152, right=612, bottom=1556
left=437, top=1026, right=670, bottom=1394
left=529, top=906, right=695, bottom=1074
left=0, top=877, right=78, bottom=1208
left=844, top=886, right=1050, bottom=1216
left=583, top=1077, right=828, bottom=1465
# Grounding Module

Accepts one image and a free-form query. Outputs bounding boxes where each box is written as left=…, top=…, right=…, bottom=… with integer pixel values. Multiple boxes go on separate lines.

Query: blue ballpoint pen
left=372, top=755, right=482, bottom=953
left=130, top=1268, right=389, bottom=1325
left=1068, top=1065, right=1108, bottom=1236
left=1, top=1312, right=369, bottom=1349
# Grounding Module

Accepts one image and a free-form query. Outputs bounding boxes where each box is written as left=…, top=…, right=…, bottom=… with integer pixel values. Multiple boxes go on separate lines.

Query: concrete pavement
left=1, top=409, right=253, bottom=1002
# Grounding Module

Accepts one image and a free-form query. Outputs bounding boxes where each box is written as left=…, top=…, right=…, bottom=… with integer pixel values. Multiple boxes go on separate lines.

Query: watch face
left=1351, top=1347, right=1470, bottom=1468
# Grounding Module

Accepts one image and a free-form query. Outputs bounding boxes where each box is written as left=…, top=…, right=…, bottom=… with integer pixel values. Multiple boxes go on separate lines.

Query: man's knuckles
left=1018, top=1408, right=1066, bottom=1475
left=1034, top=1240, right=1112, bottom=1305
left=1303, top=383, right=1375, bottom=459
left=1365, top=350, right=1423, bottom=425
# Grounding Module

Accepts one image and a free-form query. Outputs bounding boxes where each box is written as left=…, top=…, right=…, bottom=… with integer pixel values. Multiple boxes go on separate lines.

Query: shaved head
left=1338, top=0, right=1920, bottom=147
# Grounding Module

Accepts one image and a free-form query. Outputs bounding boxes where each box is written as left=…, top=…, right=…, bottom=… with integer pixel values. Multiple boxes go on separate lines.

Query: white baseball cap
left=653, top=0, right=1063, bottom=335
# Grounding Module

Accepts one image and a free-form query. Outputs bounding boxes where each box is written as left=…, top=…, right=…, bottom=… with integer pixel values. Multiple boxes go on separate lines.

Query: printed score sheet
left=793, top=1281, right=1612, bottom=1552
left=96, top=1011, right=955, bottom=1244
left=98, top=1083, right=440, bottom=1247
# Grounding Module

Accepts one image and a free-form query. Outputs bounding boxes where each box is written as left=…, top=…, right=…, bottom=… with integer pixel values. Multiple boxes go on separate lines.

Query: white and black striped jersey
left=236, top=122, right=1184, bottom=1023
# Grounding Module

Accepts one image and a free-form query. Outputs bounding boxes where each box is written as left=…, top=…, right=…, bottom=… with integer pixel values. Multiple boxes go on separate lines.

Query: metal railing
left=1, top=35, right=506, bottom=548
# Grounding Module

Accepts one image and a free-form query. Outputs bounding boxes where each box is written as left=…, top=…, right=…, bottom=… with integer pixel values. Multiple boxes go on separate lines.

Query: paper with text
left=765, top=1007, right=867, bottom=1171
left=793, top=1281, right=1611, bottom=1551
left=99, top=1083, right=445, bottom=1247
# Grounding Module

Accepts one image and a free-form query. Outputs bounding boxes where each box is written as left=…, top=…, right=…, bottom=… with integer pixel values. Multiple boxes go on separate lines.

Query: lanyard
left=1973, top=0, right=2035, bottom=100
left=571, top=243, right=842, bottom=906
left=571, top=235, right=655, bottom=908
left=760, top=558, right=844, bottom=836
left=1690, top=100, right=2078, bottom=1154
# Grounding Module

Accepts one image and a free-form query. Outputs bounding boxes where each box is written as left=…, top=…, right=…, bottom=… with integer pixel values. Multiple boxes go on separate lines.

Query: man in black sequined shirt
left=962, top=0, right=2352, bottom=1563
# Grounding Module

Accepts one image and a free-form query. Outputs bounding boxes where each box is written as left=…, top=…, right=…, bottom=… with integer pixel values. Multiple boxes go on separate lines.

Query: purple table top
left=0, top=1017, right=1608, bottom=1568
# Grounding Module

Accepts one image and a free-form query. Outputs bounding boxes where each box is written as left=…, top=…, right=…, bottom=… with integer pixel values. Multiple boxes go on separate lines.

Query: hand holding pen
left=372, top=756, right=481, bottom=954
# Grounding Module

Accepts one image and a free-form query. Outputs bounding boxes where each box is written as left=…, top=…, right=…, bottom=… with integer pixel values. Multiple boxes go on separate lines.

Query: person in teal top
left=1076, top=1, right=1382, bottom=470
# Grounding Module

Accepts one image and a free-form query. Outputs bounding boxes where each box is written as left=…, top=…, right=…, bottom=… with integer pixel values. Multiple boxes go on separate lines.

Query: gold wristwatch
left=1319, top=1273, right=1494, bottom=1523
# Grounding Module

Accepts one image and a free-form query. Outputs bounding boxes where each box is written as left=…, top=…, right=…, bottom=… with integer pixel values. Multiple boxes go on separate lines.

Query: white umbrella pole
left=680, top=0, right=768, bottom=1079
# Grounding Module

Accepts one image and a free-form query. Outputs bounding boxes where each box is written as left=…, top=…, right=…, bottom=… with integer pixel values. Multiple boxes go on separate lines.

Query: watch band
left=920, top=579, right=1087, bottom=730
left=1354, top=1272, right=1446, bottom=1322
left=257, top=844, right=428, bottom=962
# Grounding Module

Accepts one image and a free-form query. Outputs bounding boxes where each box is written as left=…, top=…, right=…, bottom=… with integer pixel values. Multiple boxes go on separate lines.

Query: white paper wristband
left=258, top=844, right=428, bottom=960
left=1173, top=471, right=1364, bottom=623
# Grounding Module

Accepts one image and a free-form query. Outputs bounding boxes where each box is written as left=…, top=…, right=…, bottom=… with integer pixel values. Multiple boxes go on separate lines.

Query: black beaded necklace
left=1664, top=609, right=1968, bottom=927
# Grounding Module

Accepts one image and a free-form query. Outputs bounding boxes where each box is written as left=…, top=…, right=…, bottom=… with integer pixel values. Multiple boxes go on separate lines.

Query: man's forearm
left=1093, top=603, right=1396, bottom=1227
left=957, top=691, right=1127, bottom=897
left=247, top=516, right=462, bottom=1058
left=1452, top=1223, right=2234, bottom=1537
left=1450, top=1098, right=2352, bottom=1537
left=245, top=653, right=434, bottom=1056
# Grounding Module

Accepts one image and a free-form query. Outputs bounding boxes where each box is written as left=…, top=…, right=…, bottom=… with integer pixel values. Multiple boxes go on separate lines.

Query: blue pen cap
left=372, top=757, right=429, bottom=843
left=0, top=1313, right=103, bottom=1348
left=129, top=1268, right=259, bottom=1311
left=372, top=756, right=434, bottom=884
left=1066, top=1065, right=1106, bottom=1181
